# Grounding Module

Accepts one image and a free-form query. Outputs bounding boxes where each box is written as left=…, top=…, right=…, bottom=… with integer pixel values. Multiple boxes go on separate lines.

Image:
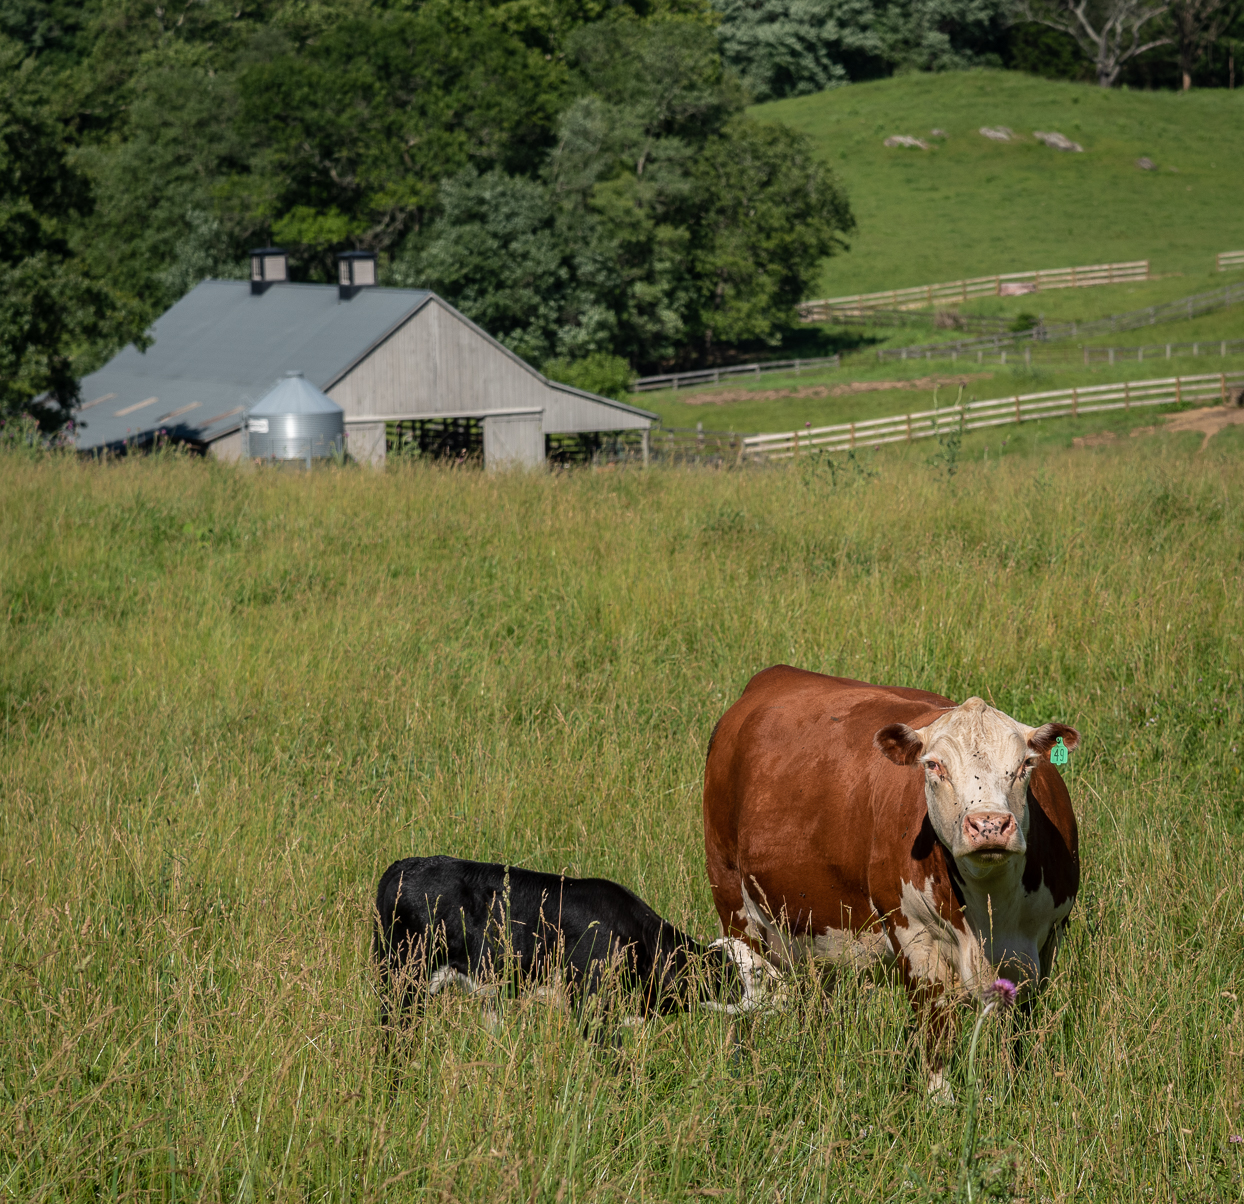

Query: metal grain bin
left=245, top=371, right=344, bottom=465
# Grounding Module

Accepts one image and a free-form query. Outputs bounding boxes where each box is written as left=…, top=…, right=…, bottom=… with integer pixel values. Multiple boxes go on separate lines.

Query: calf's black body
left=374, top=855, right=741, bottom=1026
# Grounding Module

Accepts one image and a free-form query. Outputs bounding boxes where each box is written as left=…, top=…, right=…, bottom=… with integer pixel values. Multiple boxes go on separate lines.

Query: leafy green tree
left=398, top=15, right=853, bottom=370
left=712, top=0, right=1008, bottom=96
left=0, top=38, right=145, bottom=426
left=392, top=167, right=581, bottom=364
left=231, top=3, right=567, bottom=278
left=542, top=351, right=636, bottom=399
left=713, top=0, right=887, bottom=98
left=691, top=116, right=853, bottom=347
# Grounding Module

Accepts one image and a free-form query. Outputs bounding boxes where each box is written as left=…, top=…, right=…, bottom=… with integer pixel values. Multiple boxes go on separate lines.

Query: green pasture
left=2, top=442, right=1243, bottom=1202
left=753, top=69, right=1244, bottom=298
left=643, top=350, right=1242, bottom=434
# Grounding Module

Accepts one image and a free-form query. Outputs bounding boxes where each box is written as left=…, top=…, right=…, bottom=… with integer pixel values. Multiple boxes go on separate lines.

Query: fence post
left=1176, top=377, right=1181, bottom=404
left=1222, top=373, right=1227, bottom=403
left=850, top=422, right=856, bottom=450
left=1124, top=381, right=1130, bottom=411
left=1109, top=348, right=1114, bottom=365
left=1193, top=343, right=1199, bottom=357
left=1015, top=395, right=1020, bottom=422
left=642, top=428, right=650, bottom=467
left=1072, top=387, right=1078, bottom=418
left=959, top=404, right=965, bottom=433
left=906, top=414, right=912, bottom=442
left=1084, top=347, right=1088, bottom=366
left=1167, top=344, right=1171, bottom=359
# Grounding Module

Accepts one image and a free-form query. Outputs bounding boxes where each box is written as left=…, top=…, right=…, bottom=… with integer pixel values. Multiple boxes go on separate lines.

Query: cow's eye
left=922, top=759, right=944, bottom=777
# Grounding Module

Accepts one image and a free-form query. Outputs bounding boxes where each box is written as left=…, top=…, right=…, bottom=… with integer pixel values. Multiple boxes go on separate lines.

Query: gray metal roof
left=73, top=280, right=433, bottom=451
left=249, top=372, right=343, bottom=417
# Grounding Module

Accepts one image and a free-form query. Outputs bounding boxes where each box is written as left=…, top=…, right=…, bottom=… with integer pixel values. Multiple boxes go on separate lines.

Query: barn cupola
left=249, top=248, right=288, bottom=295
left=337, top=251, right=377, bottom=301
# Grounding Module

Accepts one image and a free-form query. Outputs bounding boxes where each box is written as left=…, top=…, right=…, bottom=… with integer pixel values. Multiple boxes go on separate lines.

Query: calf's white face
left=875, top=697, right=1079, bottom=877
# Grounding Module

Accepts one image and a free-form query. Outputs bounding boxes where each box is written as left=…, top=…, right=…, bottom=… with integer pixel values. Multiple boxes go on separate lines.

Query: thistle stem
left=957, top=1000, right=996, bottom=1203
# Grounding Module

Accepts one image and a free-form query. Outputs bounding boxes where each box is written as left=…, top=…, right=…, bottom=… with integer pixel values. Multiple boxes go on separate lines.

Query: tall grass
left=2, top=442, right=1242, bottom=1201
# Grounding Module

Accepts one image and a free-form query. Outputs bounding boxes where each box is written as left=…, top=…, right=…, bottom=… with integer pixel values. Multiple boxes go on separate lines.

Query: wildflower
left=1230, top=1135, right=1243, bottom=1144
left=986, top=978, right=1017, bottom=1009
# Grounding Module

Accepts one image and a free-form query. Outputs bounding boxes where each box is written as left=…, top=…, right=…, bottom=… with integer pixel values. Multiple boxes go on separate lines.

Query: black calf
left=373, top=855, right=753, bottom=1029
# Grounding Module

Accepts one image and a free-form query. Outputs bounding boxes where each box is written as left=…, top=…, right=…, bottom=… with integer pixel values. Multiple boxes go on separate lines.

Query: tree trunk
left=1183, top=69, right=1192, bottom=87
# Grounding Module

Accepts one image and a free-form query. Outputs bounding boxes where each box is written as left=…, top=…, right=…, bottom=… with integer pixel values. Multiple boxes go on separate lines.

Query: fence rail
left=800, top=260, right=1150, bottom=319
left=1218, top=251, right=1244, bottom=271
left=740, top=371, right=1244, bottom=460
left=875, top=281, right=1244, bottom=363
left=631, top=355, right=840, bottom=393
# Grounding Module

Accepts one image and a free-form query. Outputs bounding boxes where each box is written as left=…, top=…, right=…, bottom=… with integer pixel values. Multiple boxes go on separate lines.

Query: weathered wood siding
left=327, top=298, right=651, bottom=434
left=328, top=299, right=546, bottom=417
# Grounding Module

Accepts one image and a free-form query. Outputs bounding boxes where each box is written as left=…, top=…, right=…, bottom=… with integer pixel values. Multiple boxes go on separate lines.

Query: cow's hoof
left=927, top=1072, right=956, bottom=1106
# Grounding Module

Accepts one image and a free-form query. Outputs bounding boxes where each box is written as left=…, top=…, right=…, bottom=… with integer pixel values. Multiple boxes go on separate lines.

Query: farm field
left=643, top=352, right=1243, bottom=436
left=753, top=69, right=1244, bottom=298
left=2, top=443, right=1243, bottom=1202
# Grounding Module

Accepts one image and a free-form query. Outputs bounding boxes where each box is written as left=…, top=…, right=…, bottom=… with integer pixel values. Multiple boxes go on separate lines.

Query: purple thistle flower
left=986, top=978, right=1017, bottom=1009
left=1230, top=1135, right=1243, bottom=1144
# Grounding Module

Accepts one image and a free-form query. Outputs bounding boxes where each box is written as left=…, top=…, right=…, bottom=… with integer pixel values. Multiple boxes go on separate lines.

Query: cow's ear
left=874, top=723, right=924, bottom=765
left=1027, top=723, right=1080, bottom=756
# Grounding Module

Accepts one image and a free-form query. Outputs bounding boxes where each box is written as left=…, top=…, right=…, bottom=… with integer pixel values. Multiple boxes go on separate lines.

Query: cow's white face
left=875, top=698, right=1078, bottom=879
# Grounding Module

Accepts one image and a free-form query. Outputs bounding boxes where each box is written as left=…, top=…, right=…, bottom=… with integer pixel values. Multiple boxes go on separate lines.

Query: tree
left=691, top=116, right=854, bottom=347
left=230, top=2, right=566, bottom=279
left=1015, top=0, right=1170, bottom=84
left=0, top=38, right=145, bottom=426
left=395, top=15, right=855, bottom=371
left=711, top=0, right=1010, bottom=96
left=1169, top=0, right=1241, bottom=87
left=713, top=0, right=886, bottom=99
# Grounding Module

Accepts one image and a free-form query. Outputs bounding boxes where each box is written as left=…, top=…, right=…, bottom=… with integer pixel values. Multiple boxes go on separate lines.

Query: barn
left=72, top=249, right=657, bottom=469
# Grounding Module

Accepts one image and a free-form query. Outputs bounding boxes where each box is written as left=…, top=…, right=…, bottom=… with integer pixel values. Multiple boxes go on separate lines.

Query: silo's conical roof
left=248, top=371, right=343, bottom=417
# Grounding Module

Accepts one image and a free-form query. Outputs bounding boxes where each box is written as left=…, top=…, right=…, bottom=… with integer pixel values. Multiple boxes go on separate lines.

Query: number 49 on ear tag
left=1050, top=736, right=1069, bottom=766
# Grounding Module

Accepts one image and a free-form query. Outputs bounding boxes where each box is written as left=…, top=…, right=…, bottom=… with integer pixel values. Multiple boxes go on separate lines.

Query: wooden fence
left=875, top=280, right=1244, bottom=363
left=799, top=260, right=1150, bottom=319
left=740, top=371, right=1244, bottom=461
left=632, top=355, right=840, bottom=393
left=1217, top=251, right=1244, bottom=271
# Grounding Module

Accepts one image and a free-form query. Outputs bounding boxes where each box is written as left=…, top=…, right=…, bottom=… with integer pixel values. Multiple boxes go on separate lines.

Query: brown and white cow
left=703, top=666, right=1079, bottom=1090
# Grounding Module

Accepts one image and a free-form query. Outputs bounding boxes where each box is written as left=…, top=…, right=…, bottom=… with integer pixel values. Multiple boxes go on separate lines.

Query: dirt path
left=1073, top=404, right=1244, bottom=451
left=675, top=374, right=992, bottom=406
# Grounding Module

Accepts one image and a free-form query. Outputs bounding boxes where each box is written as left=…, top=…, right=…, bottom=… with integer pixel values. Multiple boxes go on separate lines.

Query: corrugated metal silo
left=245, top=371, right=344, bottom=465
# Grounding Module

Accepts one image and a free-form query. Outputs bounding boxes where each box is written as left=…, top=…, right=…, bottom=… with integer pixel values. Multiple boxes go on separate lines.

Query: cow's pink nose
left=963, top=811, right=1017, bottom=847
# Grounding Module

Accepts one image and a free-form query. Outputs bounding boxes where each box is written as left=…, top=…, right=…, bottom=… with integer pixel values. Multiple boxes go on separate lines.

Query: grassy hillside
left=752, top=70, right=1244, bottom=298
left=643, top=346, right=1242, bottom=434
left=2, top=446, right=1242, bottom=1201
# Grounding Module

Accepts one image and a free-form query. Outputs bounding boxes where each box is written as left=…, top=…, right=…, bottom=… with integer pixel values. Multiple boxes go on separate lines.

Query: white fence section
left=632, top=355, right=840, bottom=393
left=799, top=260, right=1150, bottom=319
left=740, top=371, right=1244, bottom=461
left=1218, top=251, right=1244, bottom=271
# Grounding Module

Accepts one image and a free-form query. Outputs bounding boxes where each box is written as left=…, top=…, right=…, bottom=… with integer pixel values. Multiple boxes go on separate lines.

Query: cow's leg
left=899, top=963, right=958, bottom=1104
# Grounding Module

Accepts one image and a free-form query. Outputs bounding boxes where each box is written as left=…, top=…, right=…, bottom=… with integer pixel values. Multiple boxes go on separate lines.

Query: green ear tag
left=1050, top=736, right=1069, bottom=766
